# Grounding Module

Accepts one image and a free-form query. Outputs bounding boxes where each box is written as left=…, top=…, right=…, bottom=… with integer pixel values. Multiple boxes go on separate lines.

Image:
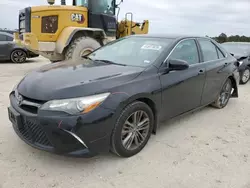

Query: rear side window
left=198, top=39, right=219, bottom=62
left=0, top=34, right=7, bottom=41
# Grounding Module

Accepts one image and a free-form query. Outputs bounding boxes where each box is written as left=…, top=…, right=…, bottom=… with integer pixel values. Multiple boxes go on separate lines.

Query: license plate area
left=8, top=107, right=23, bottom=130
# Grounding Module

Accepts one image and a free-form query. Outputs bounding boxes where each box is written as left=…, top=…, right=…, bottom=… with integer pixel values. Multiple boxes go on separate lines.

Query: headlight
left=40, top=92, right=110, bottom=114
left=239, top=61, right=244, bottom=66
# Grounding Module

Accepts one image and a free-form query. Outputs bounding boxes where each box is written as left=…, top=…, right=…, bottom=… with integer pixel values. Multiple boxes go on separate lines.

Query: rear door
left=0, top=33, right=13, bottom=59
left=196, top=38, right=229, bottom=105
left=159, top=38, right=206, bottom=120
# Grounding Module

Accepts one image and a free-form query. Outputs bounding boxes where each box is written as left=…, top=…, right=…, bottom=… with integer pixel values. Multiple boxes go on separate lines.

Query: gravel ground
left=1, top=57, right=250, bottom=188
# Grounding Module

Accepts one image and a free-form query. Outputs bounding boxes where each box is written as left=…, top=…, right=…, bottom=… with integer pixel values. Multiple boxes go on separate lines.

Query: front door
left=159, top=38, right=206, bottom=120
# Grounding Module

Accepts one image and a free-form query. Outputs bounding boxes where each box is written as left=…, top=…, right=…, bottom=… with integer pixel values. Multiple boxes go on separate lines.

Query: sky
left=0, top=0, right=249, bottom=37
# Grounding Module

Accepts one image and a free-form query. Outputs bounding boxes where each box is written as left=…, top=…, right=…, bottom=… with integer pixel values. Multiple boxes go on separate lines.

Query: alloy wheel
left=11, top=50, right=26, bottom=63
left=218, top=79, right=232, bottom=107
left=241, top=68, right=250, bottom=84
left=121, top=110, right=150, bottom=151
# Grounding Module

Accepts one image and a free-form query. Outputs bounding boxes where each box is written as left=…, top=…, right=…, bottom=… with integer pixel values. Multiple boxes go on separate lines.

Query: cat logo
left=71, top=13, right=84, bottom=23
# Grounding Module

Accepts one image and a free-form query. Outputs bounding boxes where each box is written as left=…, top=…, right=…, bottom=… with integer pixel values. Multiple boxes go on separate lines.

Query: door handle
left=198, top=69, right=205, bottom=75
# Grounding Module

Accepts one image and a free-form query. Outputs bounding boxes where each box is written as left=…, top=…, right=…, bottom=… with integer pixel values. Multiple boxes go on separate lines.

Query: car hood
left=17, top=59, right=145, bottom=101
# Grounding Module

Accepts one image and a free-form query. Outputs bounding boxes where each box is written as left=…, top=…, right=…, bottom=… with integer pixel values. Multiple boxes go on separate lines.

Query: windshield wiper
left=82, top=56, right=93, bottom=60
left=94, top=59, right=127, bottom=66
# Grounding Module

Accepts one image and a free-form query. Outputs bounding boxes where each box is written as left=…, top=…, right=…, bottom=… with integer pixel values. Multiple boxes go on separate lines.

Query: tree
left=217, top=33, right=227, bottom=43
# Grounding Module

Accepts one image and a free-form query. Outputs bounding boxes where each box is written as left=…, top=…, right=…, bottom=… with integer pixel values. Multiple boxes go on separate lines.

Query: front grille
left=18, top=116, right=52, bottom=147
left=20, top=95, right=45, bottom=114
left=18, top=7, right=31, bottom=34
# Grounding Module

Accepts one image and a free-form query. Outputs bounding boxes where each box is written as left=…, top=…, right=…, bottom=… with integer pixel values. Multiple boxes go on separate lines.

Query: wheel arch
left=112, top=93, right=159, bottom=135
left=56, top=27, right=107, bottom=54
left=10, top=48, right=27, bottom=58
left=228, top=75, right=238, bottom=98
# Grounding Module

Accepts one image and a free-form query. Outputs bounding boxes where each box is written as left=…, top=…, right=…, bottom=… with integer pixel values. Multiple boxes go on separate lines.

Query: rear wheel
left=64, top=36, right=101, bottom=61
left=10, top=49, right=27, bottom=63
left=111, top=101, right=154, bottom=158
left=240, top=67, right=250, bottom=84
left=211, top=78, right=232, bottom=109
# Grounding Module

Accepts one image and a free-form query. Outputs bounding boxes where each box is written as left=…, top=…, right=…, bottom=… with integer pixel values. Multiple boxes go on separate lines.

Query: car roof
left=129, top=33, right=208, bottom=40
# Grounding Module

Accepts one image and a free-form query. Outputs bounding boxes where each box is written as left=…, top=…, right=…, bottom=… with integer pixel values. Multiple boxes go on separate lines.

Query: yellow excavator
left=14, top=0, right=149, bottom=62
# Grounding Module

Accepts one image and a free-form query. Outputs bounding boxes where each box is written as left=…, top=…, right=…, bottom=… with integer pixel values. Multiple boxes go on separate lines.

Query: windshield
left=221, top=43, right=250, bottom=55
left=89, top=0, right=115, bottom=15
left=87, top=37, right=174, bottom=67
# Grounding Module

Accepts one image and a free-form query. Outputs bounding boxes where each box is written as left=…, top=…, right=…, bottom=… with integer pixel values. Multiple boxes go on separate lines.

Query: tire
left=110, top=101, right=154, bottom=158
left=65, top=36, right=101, bottom=61
left=211, top=78, right=232, bottom=109
left=240, top=67, right=250, bottom=84
left=10, top=49, right=27, bottom=63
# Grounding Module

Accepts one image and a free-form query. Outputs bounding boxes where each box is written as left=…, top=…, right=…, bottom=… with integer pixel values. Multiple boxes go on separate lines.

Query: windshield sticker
left=141, top=44, right=162, bottom=51
left=144, top=60, right=151, bottom=64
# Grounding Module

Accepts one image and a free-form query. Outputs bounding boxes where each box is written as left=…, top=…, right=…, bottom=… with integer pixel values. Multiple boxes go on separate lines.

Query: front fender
left=101, top=91, right=160, bottom=134
left=55, top=27, right=107, bottom=53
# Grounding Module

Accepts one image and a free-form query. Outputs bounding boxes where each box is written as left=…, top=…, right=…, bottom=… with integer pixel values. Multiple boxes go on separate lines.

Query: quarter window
left=198, top=39, right=219, bottom=62
left=169, top=39, right=199, bottom=65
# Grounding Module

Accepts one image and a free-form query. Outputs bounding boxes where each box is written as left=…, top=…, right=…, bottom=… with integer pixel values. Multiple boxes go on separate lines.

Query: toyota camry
left=8, top=34, right=239, bottom=158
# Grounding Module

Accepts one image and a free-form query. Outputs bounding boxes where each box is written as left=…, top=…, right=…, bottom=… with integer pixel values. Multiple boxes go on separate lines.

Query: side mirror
left=168, top=59, right=189, bottom=71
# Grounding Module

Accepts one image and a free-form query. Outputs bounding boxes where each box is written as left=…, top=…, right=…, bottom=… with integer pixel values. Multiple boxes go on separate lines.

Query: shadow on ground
left=18, top=106, right=213, bottom=166
left=0, top=59, right=39, bottom=64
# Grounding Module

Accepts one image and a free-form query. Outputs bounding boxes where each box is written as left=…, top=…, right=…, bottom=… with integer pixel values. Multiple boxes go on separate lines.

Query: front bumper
left=8, top=93, right=115, bottom=157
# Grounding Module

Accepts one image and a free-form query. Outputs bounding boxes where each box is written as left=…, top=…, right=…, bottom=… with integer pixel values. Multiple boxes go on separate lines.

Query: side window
left=198, top=39, right=219, bottom=62
left=0, top=34, right=7, bottom=41
left=169, top=39, right=199, bottom=65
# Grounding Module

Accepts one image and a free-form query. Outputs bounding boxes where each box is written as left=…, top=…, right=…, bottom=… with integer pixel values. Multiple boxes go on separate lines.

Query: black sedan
left=221, top=42, right=250, bottom=84
left=8, top=34, right=239, bottom=158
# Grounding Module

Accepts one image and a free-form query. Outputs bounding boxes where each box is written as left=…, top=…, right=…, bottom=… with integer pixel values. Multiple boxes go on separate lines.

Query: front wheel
left=211, top=78, right=232, bottom=109
left=110, top=101, right=154, bottom=157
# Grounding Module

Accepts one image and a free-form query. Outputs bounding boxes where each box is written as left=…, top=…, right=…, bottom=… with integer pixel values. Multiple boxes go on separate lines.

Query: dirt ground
left=1, top=57, right=250, bottom=188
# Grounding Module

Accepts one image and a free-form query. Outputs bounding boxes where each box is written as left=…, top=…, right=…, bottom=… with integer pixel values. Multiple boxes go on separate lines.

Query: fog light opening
left=62, top=129, right=88, bottom=148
